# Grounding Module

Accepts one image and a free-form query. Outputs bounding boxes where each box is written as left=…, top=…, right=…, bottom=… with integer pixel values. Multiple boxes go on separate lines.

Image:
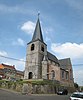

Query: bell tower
left=24, top=16, right=47, bottom=79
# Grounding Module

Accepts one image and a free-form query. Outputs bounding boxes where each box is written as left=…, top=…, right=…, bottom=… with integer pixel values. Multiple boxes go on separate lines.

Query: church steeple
left=32, top=15, right=44, bottom=42
left=25, top=15, right=47, bottom=80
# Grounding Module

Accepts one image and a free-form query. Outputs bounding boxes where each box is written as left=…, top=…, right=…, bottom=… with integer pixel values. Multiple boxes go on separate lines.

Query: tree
left=74, top=83, right=79, bottom=89
left=81, top=87, right=83, bottom=91
left=0, top=76, right=2, bottom=80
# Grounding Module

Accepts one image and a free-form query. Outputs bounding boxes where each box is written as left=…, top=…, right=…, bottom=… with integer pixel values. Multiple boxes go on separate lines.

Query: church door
left=28, top=72, right=33, bottom=79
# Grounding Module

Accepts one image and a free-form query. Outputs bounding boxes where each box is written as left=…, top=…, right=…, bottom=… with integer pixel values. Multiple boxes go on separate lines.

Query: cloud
left=12, top=38, right=25, bottom=46
left=74, top=67, right=83, bottom=86
left=0, top=50, right=25, bottom=71
left=21, top=21, right=35, bottom=35
left=0, top=4, right=22, bottom=13
left=51, top=42, right=83, bottom=59
left=65, top=0, right=83, bottom=11
left=0, top=4, right=35, bottom=15
left=0, top=57, right=25, bottom=71
left=44, top=27, right=54, bottom=34
left=0, top=51, right=8, bottom=56
left=43, top=27, right=55, bottom=42
left=17, top=38, right=25, bottom=46
left=45, top=37, right=51, bottom=42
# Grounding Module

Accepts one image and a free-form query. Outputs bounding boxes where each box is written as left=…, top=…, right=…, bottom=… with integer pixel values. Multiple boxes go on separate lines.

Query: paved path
left=0, top=88, right=70, bottom=100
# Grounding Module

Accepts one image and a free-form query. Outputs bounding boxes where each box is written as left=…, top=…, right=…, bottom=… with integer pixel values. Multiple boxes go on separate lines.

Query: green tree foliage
left=74, top=83, right=79, bottom=89
left=81, top=87, right=83, bottom=91
left=0, top=77, right=2, bottom=80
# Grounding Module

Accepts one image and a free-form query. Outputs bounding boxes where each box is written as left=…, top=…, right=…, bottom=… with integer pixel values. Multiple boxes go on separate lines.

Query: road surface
left=0, top=89, right=70, bottom=100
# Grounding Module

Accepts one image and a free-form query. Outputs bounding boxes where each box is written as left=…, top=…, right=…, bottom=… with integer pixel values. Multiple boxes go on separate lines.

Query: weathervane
left=38, top=11, right=40, bottom=18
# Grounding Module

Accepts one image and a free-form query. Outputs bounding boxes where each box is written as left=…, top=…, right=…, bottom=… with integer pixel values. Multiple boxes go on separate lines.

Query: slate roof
left=59, top=58, right=72, bottom=70
left=47, top=52, right=59, bottom=64
left=32, top=17, right=44, bottom=42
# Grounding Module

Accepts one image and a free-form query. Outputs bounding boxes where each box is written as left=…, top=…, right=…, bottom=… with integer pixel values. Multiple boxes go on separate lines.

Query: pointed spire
left=32, top=14, right=44, bottom=42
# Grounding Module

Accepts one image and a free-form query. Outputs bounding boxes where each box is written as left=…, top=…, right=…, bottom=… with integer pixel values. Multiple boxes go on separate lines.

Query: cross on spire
left=38, top=12, right=40, bottom=17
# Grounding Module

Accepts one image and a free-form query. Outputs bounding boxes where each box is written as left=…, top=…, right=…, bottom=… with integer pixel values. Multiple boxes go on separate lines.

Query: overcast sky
left=0, top=0, right=83, bottom=86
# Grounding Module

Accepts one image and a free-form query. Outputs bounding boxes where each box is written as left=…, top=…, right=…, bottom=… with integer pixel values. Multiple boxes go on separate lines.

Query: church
left=24, top=16, right=74, bottom=87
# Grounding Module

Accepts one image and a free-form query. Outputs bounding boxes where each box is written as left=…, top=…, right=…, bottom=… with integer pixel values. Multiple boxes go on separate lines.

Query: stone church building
left=24, top=17, right=74, bottom=88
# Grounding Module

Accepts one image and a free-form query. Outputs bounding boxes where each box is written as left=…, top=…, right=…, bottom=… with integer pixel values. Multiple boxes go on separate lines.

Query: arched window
left=62, top=70, right=64, bottom=79
left=28, top=72, right=33, bottom=79
left=70, top=69, right=72, bottom=80
left=31, top=44, right=35, bottom=51
left=51, top=70, right=55, bottom=79
left=66, top=72, right=69, bottom=80
left=41, top=45, right=44, bottom=52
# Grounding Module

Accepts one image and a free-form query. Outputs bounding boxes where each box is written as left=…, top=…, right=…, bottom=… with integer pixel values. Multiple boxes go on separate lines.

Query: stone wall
left=22, top=84, right=56, bottom=94
left=0, top=80, right=75, bottom=94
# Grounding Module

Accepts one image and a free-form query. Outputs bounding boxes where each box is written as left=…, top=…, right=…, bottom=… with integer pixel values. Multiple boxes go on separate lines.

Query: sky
left=0, top=0, right=83, bottom=86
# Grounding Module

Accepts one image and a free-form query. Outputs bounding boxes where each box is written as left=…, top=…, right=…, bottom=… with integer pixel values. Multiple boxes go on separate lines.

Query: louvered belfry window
left=41, top=45, right=44, bottom=52
left=31, top=44, right=35, bottom=51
